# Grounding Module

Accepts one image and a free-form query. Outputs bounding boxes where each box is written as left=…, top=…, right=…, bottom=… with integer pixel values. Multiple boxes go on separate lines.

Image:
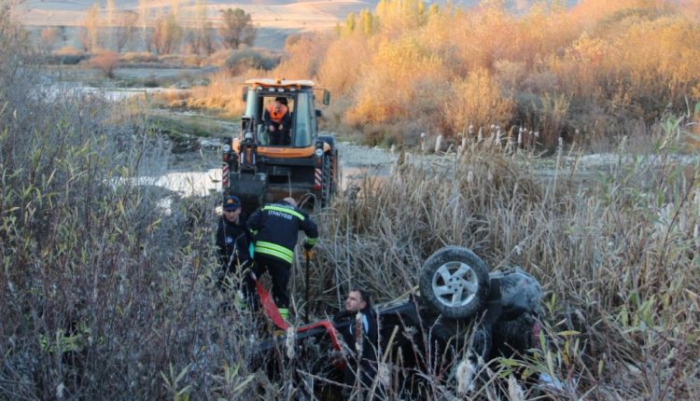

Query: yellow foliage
left=179, top=0, right=700, bottom=146
left=317, top=37, right=371, bottom=94
left=443, top=68, right=514, bottom=135
left=376, top=0, right=429, bottom=36
left=273, top=33, right=334, bottom=81
left=188, top=70, right=245, bottom=116
left=347, top=35, right=448, bottom=125
left=570, top=0, right=656, bottom=23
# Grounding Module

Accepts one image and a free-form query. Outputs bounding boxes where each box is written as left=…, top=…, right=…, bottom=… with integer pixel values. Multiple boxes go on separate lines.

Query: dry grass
left=185, top=69, right=246, bottom=116
left=3, top=3, right=700, bottom=400
left=308, top=116, right=700, bottom=399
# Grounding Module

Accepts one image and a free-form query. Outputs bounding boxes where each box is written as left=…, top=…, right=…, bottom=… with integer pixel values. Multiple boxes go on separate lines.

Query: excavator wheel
left=321, top=154, right=333, bottom=208
left=317, top=135, right=337, bottom=209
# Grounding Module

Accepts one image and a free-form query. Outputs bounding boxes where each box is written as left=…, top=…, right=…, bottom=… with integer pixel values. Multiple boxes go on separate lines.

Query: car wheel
left=419, top=246, right=490, bottom=319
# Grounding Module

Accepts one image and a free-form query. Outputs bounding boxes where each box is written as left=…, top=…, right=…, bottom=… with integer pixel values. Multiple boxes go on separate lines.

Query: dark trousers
left=268, top=125, right=290, bottom=145
left=254, top=254, right=292, bottom=308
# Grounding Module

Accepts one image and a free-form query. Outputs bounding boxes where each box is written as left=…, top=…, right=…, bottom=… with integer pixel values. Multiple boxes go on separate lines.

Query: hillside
left=16, top=0, right=581, bottom=49
left=17, top=0, right=580, bottom=30
left=18, top=0, right=378, bottom=32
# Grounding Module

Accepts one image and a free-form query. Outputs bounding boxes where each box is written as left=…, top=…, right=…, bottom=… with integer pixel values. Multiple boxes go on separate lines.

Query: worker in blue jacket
left=215, top=195, right=256, bottom=307
left=247, top=197, right=318, bottom=320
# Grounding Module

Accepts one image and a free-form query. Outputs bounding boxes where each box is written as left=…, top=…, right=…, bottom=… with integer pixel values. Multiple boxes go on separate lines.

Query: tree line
left=38, top=1, right=256, bottom=56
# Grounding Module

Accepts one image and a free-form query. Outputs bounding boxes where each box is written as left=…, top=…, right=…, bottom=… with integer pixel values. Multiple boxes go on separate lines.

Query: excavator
left=222, top=78, right=339, bottom=214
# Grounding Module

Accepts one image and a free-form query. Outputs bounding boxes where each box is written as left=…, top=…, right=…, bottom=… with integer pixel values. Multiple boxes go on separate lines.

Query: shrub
left=206, top=49, right=235, bottom=67
left=443, top=68, right=515, bottom=137
left=43, top=47, right=87, bottom=65
left=120, top=51, right=159, bottom=63
left=274, top=33, right=332, bottom=79
left=53, top=46, right=84, bottom=57
left=317, top=36, right=368, bottom=95
left=347, top=35, right=448, bottom=126
left=90, top=50, right=120, bottom=78
left=225, top=48, right=280, bottom=75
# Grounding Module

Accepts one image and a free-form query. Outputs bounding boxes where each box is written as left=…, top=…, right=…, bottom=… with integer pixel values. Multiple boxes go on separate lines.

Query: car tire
left=419, top=246, right=490, bottom=319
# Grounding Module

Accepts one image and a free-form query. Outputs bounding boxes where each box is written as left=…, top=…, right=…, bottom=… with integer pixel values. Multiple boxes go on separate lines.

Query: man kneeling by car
left=334, top=288, right=384, bottom=400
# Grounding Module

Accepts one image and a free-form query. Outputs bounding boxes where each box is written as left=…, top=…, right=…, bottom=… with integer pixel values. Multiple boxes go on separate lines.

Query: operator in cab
left=263, top=97, right=291, bottom=145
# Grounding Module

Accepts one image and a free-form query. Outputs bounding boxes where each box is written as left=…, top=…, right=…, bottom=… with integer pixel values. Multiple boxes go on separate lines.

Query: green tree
left=218, top=8, right=256, bottom=49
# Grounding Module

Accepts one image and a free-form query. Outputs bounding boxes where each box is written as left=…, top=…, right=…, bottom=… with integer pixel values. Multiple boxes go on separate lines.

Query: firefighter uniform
left=248, top=199, right=318, bottom=319
left=215, top=196, right=257, bottom=309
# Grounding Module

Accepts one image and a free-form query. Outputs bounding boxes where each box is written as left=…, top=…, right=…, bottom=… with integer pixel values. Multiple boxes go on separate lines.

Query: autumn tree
left=187, top=0, right=215, bottom=55
left=90, top=51, right=119, bottom=78
left=218, top=8, right=256, bottom=49
left=170, top=0, right=180, bottom=18
left=106, top=0, right=116, bottom=49
left=151, top=13, right=183, bottom=55
left=139, top=0, right=149, bottom=51
left=80, top=3, right=100, bottom=53
left=114, top=11, right=139, bottom=52
left=39, top=26, right=61, bottom=54
left=344, top=13, right=356, bottom=34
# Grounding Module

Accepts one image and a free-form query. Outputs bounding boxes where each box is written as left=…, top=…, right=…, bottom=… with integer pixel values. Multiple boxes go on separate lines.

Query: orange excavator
left=222, top=78, right=339, bottom=214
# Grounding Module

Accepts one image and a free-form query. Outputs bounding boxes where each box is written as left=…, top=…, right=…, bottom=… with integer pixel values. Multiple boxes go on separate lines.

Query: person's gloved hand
left=303, top=243, right=314, bottom=259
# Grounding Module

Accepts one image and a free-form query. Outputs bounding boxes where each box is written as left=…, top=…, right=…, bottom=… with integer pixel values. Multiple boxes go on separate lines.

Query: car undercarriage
left=253, top=246, right=544, bottom=399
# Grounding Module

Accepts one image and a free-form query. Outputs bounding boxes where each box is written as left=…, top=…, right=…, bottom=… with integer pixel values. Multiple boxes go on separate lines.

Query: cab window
left=293, top=93, right=312, bottom=147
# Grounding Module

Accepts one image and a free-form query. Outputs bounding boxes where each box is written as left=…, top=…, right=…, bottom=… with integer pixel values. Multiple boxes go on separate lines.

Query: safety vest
left=266, top=103, right=289, bottom=124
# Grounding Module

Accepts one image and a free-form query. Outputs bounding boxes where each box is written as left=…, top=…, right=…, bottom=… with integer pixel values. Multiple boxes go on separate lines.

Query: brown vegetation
left=90, top=50, right=119, bottom=78
left=151, top=13, right=184, bottom=56
left=2, top=1, right=700, bottom=400
left=227, top=0, right=700, bottom=150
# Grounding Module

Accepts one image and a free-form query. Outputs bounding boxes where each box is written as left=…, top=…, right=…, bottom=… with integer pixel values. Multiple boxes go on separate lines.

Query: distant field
left=17, top=0, right=381, bottom=50
left=17, top=0, right=377, bottom=31
left=16, top=0, right=580, bottom=50
left=17, top=0, right=581, bottom=29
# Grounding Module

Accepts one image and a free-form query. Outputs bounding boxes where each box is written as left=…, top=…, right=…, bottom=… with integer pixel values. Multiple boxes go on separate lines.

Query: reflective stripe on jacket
left=248, top=202, right=318, bottom=264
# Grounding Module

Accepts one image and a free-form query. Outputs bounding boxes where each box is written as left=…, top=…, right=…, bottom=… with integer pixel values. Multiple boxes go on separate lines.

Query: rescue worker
left=263, top=97, right=291, bottom=145
left=334, top=288, right=381, bottom=400
left=247, top=197, right=318, bottom=320
left=215, top=195, right=254, bottom=303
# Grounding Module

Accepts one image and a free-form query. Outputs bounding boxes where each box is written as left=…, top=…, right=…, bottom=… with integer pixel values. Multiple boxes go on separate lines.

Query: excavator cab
left=244, top=94, right=315, bottom=148
left=224, top=79, right=338, bottom=214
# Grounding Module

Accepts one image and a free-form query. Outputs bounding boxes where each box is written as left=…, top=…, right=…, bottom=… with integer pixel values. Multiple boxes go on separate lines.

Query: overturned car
left=255, top=246, right=543, bottom=399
